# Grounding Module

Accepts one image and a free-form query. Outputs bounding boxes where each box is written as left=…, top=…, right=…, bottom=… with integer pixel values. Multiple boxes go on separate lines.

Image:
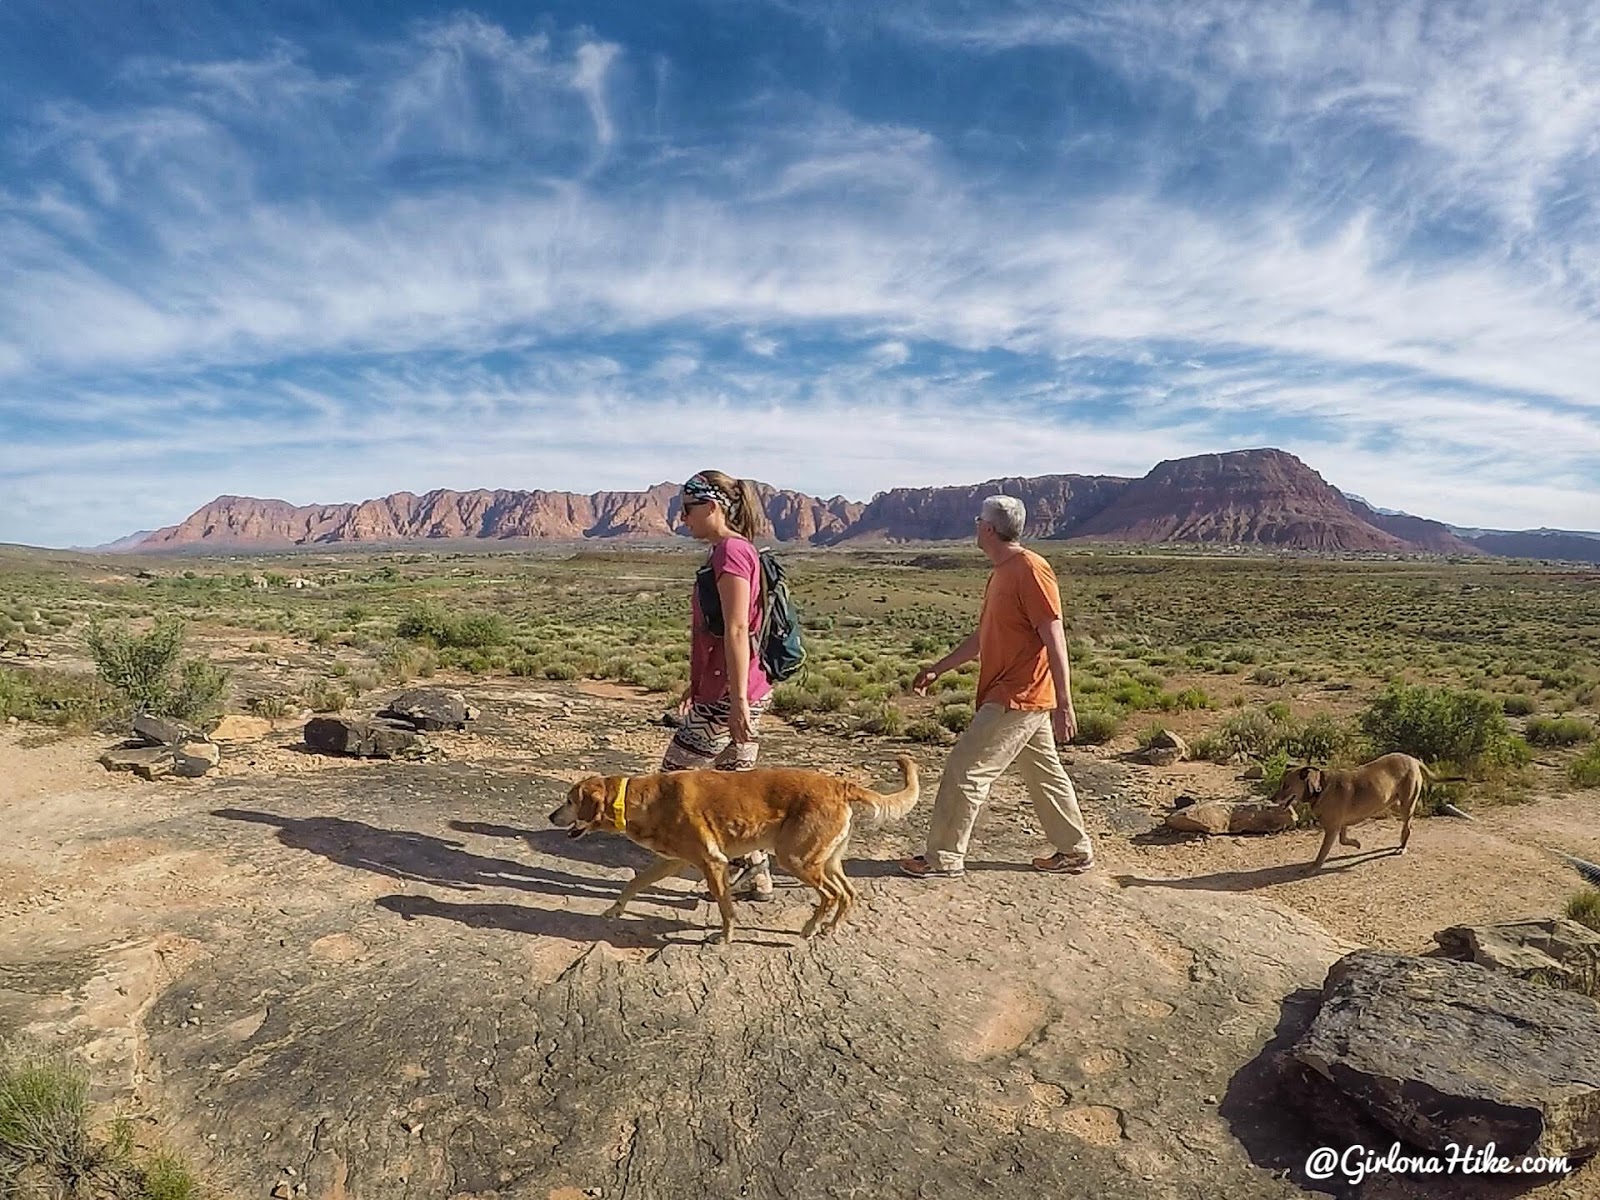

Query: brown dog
left=549, top=755, right=919, bottom=943
left=1269, top=752, right=1462, bottom=869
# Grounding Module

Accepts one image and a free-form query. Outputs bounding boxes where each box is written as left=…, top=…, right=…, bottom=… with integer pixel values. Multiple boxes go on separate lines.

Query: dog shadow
left=451, top=819, right=655, bottom=871
left=377, top=893, right=800, bottom=950
left=213, top=807, right=692, bottom=909
left=1113, top=850, right=1394, bottom=893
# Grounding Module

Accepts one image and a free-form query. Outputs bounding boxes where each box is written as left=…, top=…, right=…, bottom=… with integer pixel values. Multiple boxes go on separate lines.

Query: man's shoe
left=898, top=854, right=965, bottom=880
left=1033, top=851, right=1095, bottom=874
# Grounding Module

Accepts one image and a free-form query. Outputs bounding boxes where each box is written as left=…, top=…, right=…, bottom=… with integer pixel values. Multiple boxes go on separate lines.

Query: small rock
left=1433, top=919, right=1600, bottom=987
left=209, top=714, right=276, bottom=742
left=1165, top=801, right=1294, bottom=835
left=303, top=716, right=420, bottom=758
left=378, top=687, right=472, bottom=732
left=132, top=713, right=202, bottom=747
left=99, top=746, right=175, bottom=780
left=1239, top=764, right=1265, bottom=781
left=1139, top=730, right=1189, bottom=766
left=173, top=739, right=221, bottom=777
left=272, top=1183, right=292, bottom=1199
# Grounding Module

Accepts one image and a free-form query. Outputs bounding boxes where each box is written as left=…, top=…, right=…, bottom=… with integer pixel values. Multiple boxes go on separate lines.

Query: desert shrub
left=1071, top=708, right=1121, bottom=745
left=0, top=666, right=120, bottom=729
left=85, top=619, right=183, bottom=712
left=246, top=694, right=292, bottom=719
left=1500, top=694, right=1536, bottom=716
left=858, top=701, right=905, bottom=737
left=1567, top=889, right=1600, bottom=933
left=85, top=619, right=228, bottom=721
left=1210, top=707, right=1281, bottom=760
left=1172, top=686, right=1211, bottom=710
left=0, top=1040, right=93, bottom=1186
left=1359, top=684, right=1528, bottom=773
left=543, top=662, right=579, bottom=681
left=396, top=604, right=509, bottom=650
left=300, top=681, right=346, bottom=713
left=938, top=701, right=974, bottom=733
left=452, top=613, right=511, bottom=650
left=1283, top=712, right=1361, bottom=763
left=1254, top=748, right=1292, bottom=797
left=0, top=1040, right=200, bottom=1199
left=169, top=657, right=230, bottom=723
left=1570, top=743, right=1600, bottom=788
left=769, top=684, right=812, bottom=718
left=1524, top=715, right=1595, bottom=748
left=904, top=717, right=948, bottom=744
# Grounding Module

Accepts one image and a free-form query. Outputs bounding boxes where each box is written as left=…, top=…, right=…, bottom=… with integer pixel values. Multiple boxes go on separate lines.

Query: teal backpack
left=695, top=549, right=807, bottom=683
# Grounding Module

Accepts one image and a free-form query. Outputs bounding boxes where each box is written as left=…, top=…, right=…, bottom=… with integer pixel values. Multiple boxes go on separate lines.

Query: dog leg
left=1398, top=798, right=1416, bottom=855
left=702, top=860, right=736, bottom=945
left=1338, top=828, right=1362, bottom=849
left=603, top=856, right=689, bottom=919
left=1311, top=827, right=1338, bottom=870
left=823, top=862, right=856, bottom=935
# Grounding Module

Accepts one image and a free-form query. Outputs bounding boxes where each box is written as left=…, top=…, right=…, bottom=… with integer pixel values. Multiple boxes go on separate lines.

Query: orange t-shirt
left=976, top=548, right=1063, bottom=710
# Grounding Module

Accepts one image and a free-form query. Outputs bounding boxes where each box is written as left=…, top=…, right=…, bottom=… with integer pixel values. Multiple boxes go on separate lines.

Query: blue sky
left=2, top=0, right=1598, bottom=547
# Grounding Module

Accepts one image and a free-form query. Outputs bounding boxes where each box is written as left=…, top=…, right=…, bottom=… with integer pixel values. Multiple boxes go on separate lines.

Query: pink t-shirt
left=689, top=537, right=772, bottom=705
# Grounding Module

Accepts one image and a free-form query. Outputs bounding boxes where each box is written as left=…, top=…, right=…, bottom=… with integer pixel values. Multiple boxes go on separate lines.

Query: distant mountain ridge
left=104, top=449, right=1600, bottom=564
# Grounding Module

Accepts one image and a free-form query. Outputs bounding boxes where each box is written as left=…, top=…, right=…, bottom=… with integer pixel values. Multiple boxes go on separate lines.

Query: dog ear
left=1304, top=768, right=1324, bottom=797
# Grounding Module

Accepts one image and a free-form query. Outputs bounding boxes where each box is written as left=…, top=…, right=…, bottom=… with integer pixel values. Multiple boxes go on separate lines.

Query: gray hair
left=980, top=495, right=1025, bottom=542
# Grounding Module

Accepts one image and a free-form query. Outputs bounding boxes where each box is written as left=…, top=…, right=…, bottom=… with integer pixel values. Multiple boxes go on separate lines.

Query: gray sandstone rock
left=303, top=716, right=420, bottom=758
left=1293, top=950, right=1600, bottom=1160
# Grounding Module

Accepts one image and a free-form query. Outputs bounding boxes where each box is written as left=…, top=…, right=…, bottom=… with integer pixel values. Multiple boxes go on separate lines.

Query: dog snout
left=549, top=802, right=575, bottom=826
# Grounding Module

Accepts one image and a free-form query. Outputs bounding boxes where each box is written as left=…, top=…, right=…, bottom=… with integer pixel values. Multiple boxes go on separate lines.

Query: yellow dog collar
left=610, top=777, right=628, bottom=831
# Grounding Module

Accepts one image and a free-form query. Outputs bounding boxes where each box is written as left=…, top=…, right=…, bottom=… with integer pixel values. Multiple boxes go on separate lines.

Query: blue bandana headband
left=682, top=476, right=732, bottom=510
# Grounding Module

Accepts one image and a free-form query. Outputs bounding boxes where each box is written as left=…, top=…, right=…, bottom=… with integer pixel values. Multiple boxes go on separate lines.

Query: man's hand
left=729, top=695, right=754, bottom=745
left=675, top=687, right=694, bottom=719
left=1053, top=703, right=1078, bottom=745
left=911, top=665, right=940, bottom=696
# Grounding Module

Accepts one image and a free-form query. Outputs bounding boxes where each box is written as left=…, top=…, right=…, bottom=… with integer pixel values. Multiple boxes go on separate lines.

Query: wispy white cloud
left=1, top=5, right=1598, bottom=545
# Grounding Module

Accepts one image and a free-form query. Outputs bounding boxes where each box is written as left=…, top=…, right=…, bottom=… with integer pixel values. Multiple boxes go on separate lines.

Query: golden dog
left=1270, top=752, right=1462, bottom=869
left=549, top=755, right=919, bottom=943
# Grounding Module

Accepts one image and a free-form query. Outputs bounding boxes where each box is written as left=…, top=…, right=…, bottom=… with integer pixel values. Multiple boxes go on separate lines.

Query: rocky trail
left=2, top=680, right=1597, bottom=1199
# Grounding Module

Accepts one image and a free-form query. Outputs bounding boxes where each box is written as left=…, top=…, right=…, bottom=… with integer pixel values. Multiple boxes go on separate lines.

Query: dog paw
left=601, top=904, right=625, bottom=919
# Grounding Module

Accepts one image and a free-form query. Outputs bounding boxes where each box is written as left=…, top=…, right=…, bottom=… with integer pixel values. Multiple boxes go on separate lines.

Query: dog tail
left=846, top=754, right=920, bottom=826
left=1419, top=762, right=1470, bottom=785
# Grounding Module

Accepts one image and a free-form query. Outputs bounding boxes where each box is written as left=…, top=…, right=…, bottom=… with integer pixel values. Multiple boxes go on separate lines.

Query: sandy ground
left=1, top=680, right=1597, bottom=1199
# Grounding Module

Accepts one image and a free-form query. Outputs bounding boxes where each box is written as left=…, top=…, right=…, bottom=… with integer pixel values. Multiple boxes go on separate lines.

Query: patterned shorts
left=661, top=696, right=771, bottom=772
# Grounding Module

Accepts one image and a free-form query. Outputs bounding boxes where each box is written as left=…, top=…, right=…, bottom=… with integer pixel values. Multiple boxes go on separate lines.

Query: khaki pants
left=925, top=703, right=1093, bottom=871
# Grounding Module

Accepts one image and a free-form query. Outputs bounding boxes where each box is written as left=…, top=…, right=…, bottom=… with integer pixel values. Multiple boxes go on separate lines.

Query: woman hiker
left=659, top=468, right=776, bottom=901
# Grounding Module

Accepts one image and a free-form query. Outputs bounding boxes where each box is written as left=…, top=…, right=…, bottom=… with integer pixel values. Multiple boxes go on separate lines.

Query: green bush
left=938, top=701, right=974, bottom=733
left=1359, top=684, right=1528, bottom=773
left=85, top=619, right=184, bottom=712
left=396, top=604, right=510, bottom=650
left=84, top=620, right=229, bottom=721
left=1571, top=743, right=1600, bottom=788
left=858, top=701, right=904, bottom=737
left=904, top=717, right=948, bottom=744
left=1568, top=889, right=1600, bottom=933
left=1500, top=694, right=1537, bottom=716
left=0, top=1040, right=200, bottom=1199
left=1525, top=715, right=1595, bottom=748
left=1071, top=708, right=1121, bottom=745
left=0, top=666, right=120, bottom=729
left=1284, top=712, right=1361, bottom=763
